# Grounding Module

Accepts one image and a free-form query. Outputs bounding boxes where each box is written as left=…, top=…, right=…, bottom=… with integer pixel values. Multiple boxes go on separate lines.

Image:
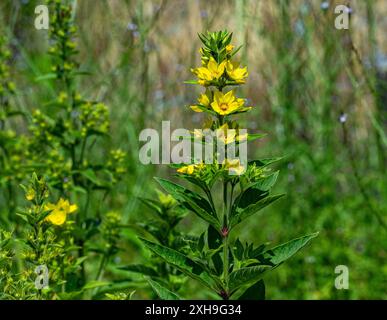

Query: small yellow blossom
left=223, top=159, right=246, bottom=176
left=177, top=164, right=196, bottom=175
left=191, top=57, right=226, bottom=86
left=25, top=189, right=35, bottom=201
left=190, top=91, right=211, bottom=112
left=226, top=44, right=234, bottom=53
left=226, top=61, right=248, bottom=84
left=177, top=163, right=204, bottom=175
left=211, top=90, right=245, bottom=115
left=216, top=124, right=236, bottom=144
left=44, top=198, right=78, bottom=226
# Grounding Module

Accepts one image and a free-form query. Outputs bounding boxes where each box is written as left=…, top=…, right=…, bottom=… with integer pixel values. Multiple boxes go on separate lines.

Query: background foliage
left=0, top=0, right=386, bottom=299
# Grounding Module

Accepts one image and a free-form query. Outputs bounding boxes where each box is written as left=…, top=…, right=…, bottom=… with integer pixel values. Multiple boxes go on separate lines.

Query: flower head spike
left=226, top=61, right=248, bottom=84
left=211, top=90, right=245, bottom=115
left=44, top=198, right=78, bottom=226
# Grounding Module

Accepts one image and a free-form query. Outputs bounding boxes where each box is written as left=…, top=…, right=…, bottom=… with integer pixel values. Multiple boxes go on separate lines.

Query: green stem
left=96, top=253, right=107, bottom=281
left=222, top=180, right=229, bottom=294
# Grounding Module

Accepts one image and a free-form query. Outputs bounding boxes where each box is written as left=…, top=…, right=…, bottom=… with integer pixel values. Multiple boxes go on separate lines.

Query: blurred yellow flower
left=157, top=191, right=177, bottom=208
left=211, top=90, right=245, bottom=115
left=226, top=44, right=234, bottom=53
left=25, top=189, right=35, bottom=201
left=226, top=61, right=248, bottom=84
left=44, top=198, right=77, bottom=226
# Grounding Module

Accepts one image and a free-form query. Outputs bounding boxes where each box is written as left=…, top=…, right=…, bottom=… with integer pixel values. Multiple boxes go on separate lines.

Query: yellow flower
left=223, top=159, right=246, bottom=176
left=207, top=57, right=226, bottom=79
left=190, top=91, right=211, bottom=112
left=177, top=164, right=196, bottom=175
left=226, top=44, right=234, bottom=53
left=216, top=124, right=236, bottom=144
left=226, top=60, right=248, bottom=84
left=191, top=57, right=226, bottom=86
left=25, top=189, right=35, bottom=201
left=177, top=163, right=204, bottom=175
left=44, top=198, right=78, bottom=226
left=211, top=90, right=245, bottom=115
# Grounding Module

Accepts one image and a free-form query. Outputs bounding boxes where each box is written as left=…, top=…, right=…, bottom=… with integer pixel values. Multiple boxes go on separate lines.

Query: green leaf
left=237, top=279, right=265, bottom=300
left=232, top=171, right=279, bottom=212
left=82, top=280, right=110, bottom=290
left=251, top=171, right=279, bottom=192
left=229, top=265, right=271, bottom=292
left=232, top=172, right=280, bottom=211
left=118, top=264, right=158, bottom=277
left=155, top=177, right=220, bottom=229
left=140, top=238, right=220, bottom=291
left=262, top=232, right=319, bottom=265
left=138, top=197, right=162, bottom=217
left=246, top=133, right=267, bottom=142
left=230, top=194, right=285, bottom=228
left=35, top=73, right=57, bottom=81
left=80, top=169, right=110, bottom=188
left=207, top=225, right=223, bottom=275
left=184, top=80, right=200, bottom=85
left=248, top=157, right=283, bottom=167
left=147, top=278, right=182, bottom=300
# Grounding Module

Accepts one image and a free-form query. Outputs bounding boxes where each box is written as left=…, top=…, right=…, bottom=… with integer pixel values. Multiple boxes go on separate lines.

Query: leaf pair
left=155, top=177, right=220, bottom=230
left=139, top=232, right=318, bottom=299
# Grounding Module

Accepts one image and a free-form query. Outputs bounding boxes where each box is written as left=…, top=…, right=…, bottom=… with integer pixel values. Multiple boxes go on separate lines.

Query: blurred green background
left=1, top=0, right=386, bottom=299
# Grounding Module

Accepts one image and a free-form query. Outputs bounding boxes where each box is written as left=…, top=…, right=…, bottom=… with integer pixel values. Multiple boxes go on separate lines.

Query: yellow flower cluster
left=190, top=45, right=250, bottom=116
left=178, top=33, right=250, bottom=177
left=191, top=57, right=248, bottom=87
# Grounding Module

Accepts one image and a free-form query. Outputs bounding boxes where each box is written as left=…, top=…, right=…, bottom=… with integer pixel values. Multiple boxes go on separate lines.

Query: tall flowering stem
left=140, top=31, right=318, bottom=300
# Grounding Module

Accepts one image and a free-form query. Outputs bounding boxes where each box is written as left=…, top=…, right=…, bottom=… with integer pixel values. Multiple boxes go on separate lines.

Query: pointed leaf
left=248, top=157, right=283, bottom=167
left=230, top=194, right=285, bottom=228
left=155, top=178, right=220, bottom=229
left=237, top=279, right=265, bottom=300
left=118, top=264, right=158, bottom=277
left=229, top=265, right=270, bottom=292
left=147, top=279, right=182, bottom=300
left=140, top=238, right=220, bottom=291
left=262, top=232, right=319, bottom=265
left=138, top=197, right=163, bottom=217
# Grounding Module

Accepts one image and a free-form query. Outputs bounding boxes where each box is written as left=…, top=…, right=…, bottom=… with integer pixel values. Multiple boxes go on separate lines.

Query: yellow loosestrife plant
left=138, top=31, right=318, bottom=300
